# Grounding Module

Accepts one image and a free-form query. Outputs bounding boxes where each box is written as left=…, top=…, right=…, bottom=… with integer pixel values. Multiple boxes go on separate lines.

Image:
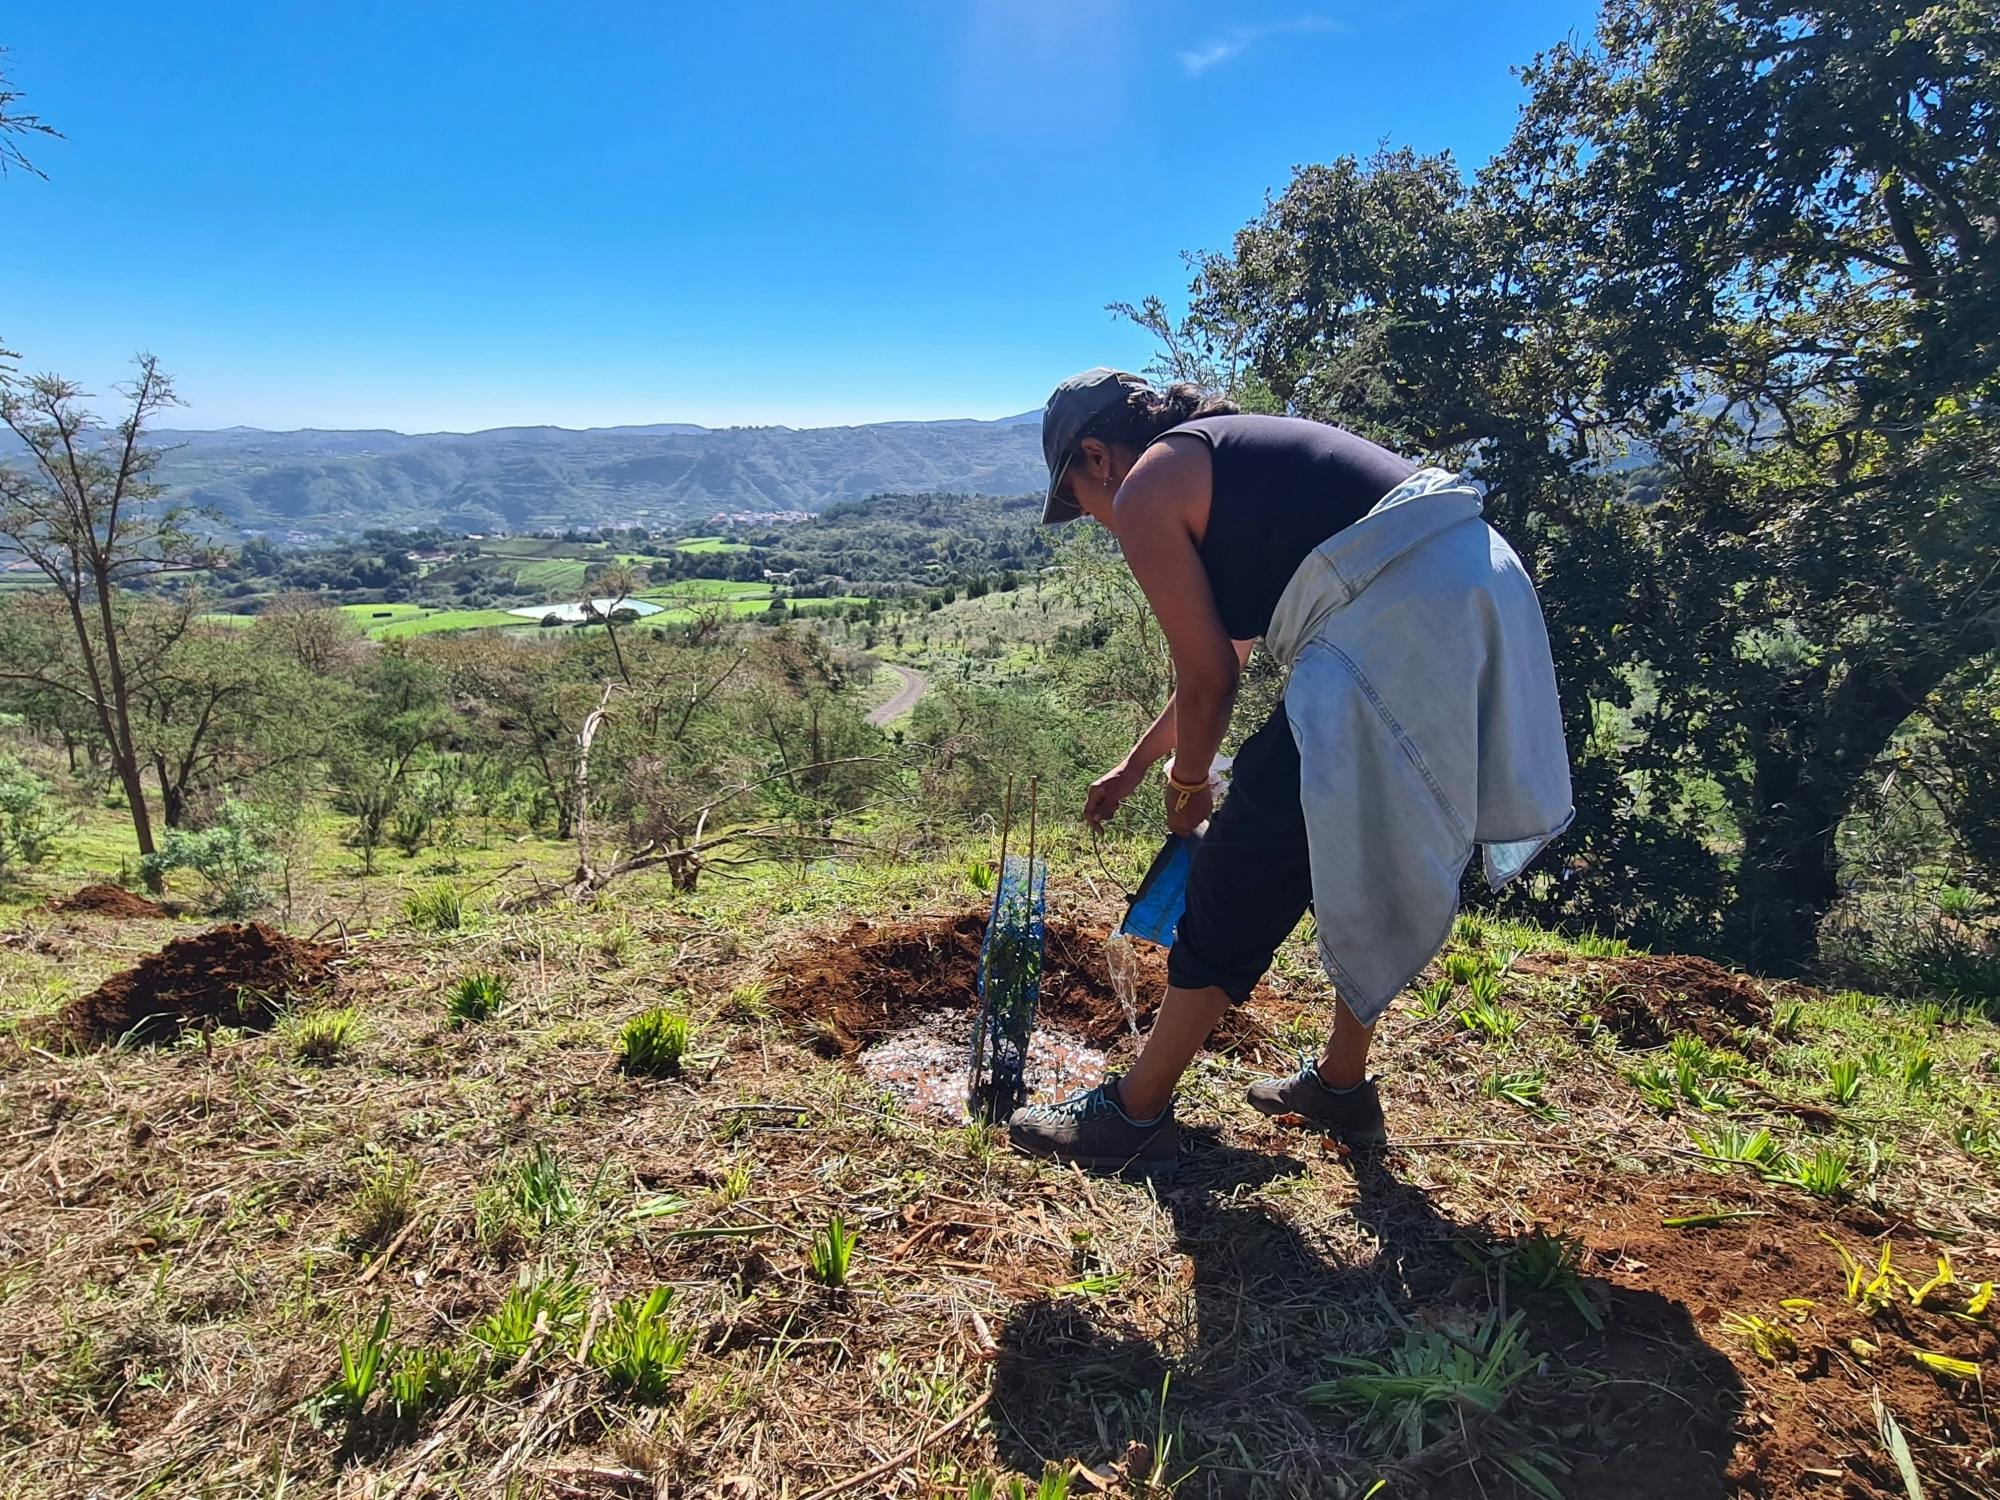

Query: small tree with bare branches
left=0, top=357, right=216, bottom=880
left=0, top=49, right=60, bottom=179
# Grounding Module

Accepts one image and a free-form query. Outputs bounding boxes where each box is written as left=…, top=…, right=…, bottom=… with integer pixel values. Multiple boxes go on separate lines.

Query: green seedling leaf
left=1663, top=1210, right=1768, bottom=1228
left=1872, top=1388, right=1924, bottom=1500
left=1052, top=1272, right=1127, bottom=1296
left=626, top=1194, right=691, bottom=1220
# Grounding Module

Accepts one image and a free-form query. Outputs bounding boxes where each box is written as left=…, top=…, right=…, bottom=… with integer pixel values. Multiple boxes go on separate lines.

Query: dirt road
left=867, top=664, right=927, bottom=727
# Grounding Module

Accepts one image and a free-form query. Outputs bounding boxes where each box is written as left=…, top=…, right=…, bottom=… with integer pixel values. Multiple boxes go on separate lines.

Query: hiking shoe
left=1007, top=1081, right=1181, bottom=1176
left=1246, top=1056, right=1388, bottom=1143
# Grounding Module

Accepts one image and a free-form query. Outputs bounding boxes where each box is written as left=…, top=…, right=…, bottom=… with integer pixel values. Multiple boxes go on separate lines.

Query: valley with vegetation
left=3, top=2, right=1998, bottom=1498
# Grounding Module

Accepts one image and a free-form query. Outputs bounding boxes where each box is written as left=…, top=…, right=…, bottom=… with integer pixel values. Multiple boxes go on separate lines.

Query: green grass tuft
left=1411, top=977, right=1455, bottom=1021
left=619, top=1005, right=691, bottom=1077
left=809, top=1211, right=858, bottom=1288
left=402, top=881, right=468, bottom=931
left=346, top=1155, right=418, bottom=1250
left=1769, top=1144, right=1855, bottom=1199
left=589, top=1287, right=693, bottom=1401
left=1458, top=991, right=1523, bottom=1042
left=285, top=1005, right=363, bottom=1063
left=1303, top=1307, right=1567, bottom=1496
left=471, top=1267, right=590, bottom=1368
left=330, top=1304, right=392, bottom=1418
left=1827, top=1055, right=1863, bottom=1105
left=444, top=970, right=508, bottom=1023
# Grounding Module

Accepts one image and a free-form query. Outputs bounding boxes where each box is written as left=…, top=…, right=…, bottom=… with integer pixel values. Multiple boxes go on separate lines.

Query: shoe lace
left=1046, top=1083, right=1118, bottom=1122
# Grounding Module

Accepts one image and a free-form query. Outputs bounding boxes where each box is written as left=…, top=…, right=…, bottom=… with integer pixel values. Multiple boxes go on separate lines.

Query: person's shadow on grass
left=991, top=1135, right=1743, bottom=1496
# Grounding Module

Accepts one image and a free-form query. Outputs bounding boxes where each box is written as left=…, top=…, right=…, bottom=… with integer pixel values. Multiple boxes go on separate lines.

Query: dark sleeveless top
left=1153, top=414, right=1418, bottom=641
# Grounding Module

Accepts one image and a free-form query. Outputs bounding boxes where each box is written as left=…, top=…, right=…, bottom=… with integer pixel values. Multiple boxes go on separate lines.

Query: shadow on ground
left=991, top=1135, right=1744, bottom=1497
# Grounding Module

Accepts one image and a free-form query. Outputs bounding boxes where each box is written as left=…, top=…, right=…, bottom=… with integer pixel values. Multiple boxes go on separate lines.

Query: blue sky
left=4, top=2, right=1596, bottom=432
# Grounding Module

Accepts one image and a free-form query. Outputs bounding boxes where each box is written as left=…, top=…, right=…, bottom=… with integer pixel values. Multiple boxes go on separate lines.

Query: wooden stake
left=995, top=775, right=1014, bottom=881
left=1025, top=776, right=1039, bottom=895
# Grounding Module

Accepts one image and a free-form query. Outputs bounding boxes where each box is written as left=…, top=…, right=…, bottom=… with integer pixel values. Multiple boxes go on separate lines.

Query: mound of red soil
left=765, top=910, right=1174, bottom=1056
left=1589, top=952, right=1770, bottom=1047
left=48, top=883, right=168, bottom=920
left=54, top=922, right=339, bottom=1046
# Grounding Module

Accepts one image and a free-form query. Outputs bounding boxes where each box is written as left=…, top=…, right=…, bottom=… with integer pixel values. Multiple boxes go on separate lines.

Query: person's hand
left=1163, top=764, right=1213, bottom=836
left=1084, top=761, right=1145, bottom=829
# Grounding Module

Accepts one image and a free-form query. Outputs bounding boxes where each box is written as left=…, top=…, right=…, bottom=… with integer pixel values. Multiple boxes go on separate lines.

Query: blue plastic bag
left=1120, top=834, right=1197, bottom=948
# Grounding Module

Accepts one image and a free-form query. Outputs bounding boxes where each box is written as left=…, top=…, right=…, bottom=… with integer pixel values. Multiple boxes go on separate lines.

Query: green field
left=669, top=535, right=751, bottom=555
left=508, top=557, right=590, bottom=593
left=637, top=594, right=865, bottom=628
left=337, top=602, right=431, bottom=629
left=639, top=578, right=770, bottom=602
left=4, top=797, right=1996, bottom=1496
left=469, top=537, right=591, bottom=561
left=372, top=608, right=523, bottom=639
left=331, top=603, right=522, bottom=639
left=313, top=592, right=868, bottom=641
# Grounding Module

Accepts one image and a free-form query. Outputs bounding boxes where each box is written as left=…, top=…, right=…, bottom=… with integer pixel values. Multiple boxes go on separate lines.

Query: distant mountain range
left=144, top=412, right=1045, bottom=538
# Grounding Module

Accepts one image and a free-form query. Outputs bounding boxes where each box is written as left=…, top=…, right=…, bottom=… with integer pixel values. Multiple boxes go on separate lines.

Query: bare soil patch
left=763, top=910, right=1167, bottom=1056
left=1535, top=1173, right=1998, bottom=1497
left=1582, top=952, right=1771, bottom=1047
left=47, top=883, right=167, bottom=920
left=762, top=909, right=1281, bottom=1056
left=51, top=922, right=340, bottom=1046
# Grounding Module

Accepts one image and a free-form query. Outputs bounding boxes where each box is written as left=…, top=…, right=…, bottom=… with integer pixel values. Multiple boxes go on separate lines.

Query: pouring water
left=1103, top=931, right=1143, bottom=1042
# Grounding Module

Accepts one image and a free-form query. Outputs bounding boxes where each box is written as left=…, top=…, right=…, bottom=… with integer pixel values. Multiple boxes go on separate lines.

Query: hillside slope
left=1, top=828, right=1995, bottom=1498
left=149, top=415, right=1046, bottom=536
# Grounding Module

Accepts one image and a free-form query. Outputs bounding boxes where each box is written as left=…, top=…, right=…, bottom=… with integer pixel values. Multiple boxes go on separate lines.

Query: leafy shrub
left=136, top=799, right=280, bottom=915
left=389, top=802, right=432, bottom=857
left=0, top=758, right=65, bottom=878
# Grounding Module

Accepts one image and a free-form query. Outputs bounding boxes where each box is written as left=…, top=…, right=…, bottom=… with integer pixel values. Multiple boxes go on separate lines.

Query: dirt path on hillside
left=866, top=664, right=927, bottom=727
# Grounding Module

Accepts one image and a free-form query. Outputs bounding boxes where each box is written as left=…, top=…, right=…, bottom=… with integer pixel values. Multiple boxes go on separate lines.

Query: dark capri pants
left=1166, top=707, right=1314, bottom=1004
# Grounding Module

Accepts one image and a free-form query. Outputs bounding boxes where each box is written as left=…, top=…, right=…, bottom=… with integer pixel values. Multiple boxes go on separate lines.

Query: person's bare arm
left=1083, top=696, right=1172, bottom=827
left=1114, top=438, right=1236, bottom=825
left=1130, top=639, right=1253, bottom=771
left=1085, top=640, right=1251, bottom=827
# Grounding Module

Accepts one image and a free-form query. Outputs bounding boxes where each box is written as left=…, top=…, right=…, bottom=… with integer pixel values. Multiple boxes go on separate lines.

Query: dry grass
left=1, top=854, right=1996, bottom=1499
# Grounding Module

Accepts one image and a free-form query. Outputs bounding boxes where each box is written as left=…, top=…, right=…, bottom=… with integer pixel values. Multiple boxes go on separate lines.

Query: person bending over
left=1007, top=369, right=1573, bottom=1174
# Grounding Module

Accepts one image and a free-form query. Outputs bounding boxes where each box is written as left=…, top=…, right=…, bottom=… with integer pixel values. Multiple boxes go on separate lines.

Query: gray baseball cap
left=1040, top=367, right=1149, bottom=524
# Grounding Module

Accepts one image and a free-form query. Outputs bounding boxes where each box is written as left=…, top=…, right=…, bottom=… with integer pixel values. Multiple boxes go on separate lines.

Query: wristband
left=1165, top=765, right=1208, bottom=813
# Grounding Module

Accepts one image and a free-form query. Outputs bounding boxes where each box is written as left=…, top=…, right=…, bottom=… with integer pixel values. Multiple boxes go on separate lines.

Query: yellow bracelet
left=1165, top=768, right=1207, bottom=812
